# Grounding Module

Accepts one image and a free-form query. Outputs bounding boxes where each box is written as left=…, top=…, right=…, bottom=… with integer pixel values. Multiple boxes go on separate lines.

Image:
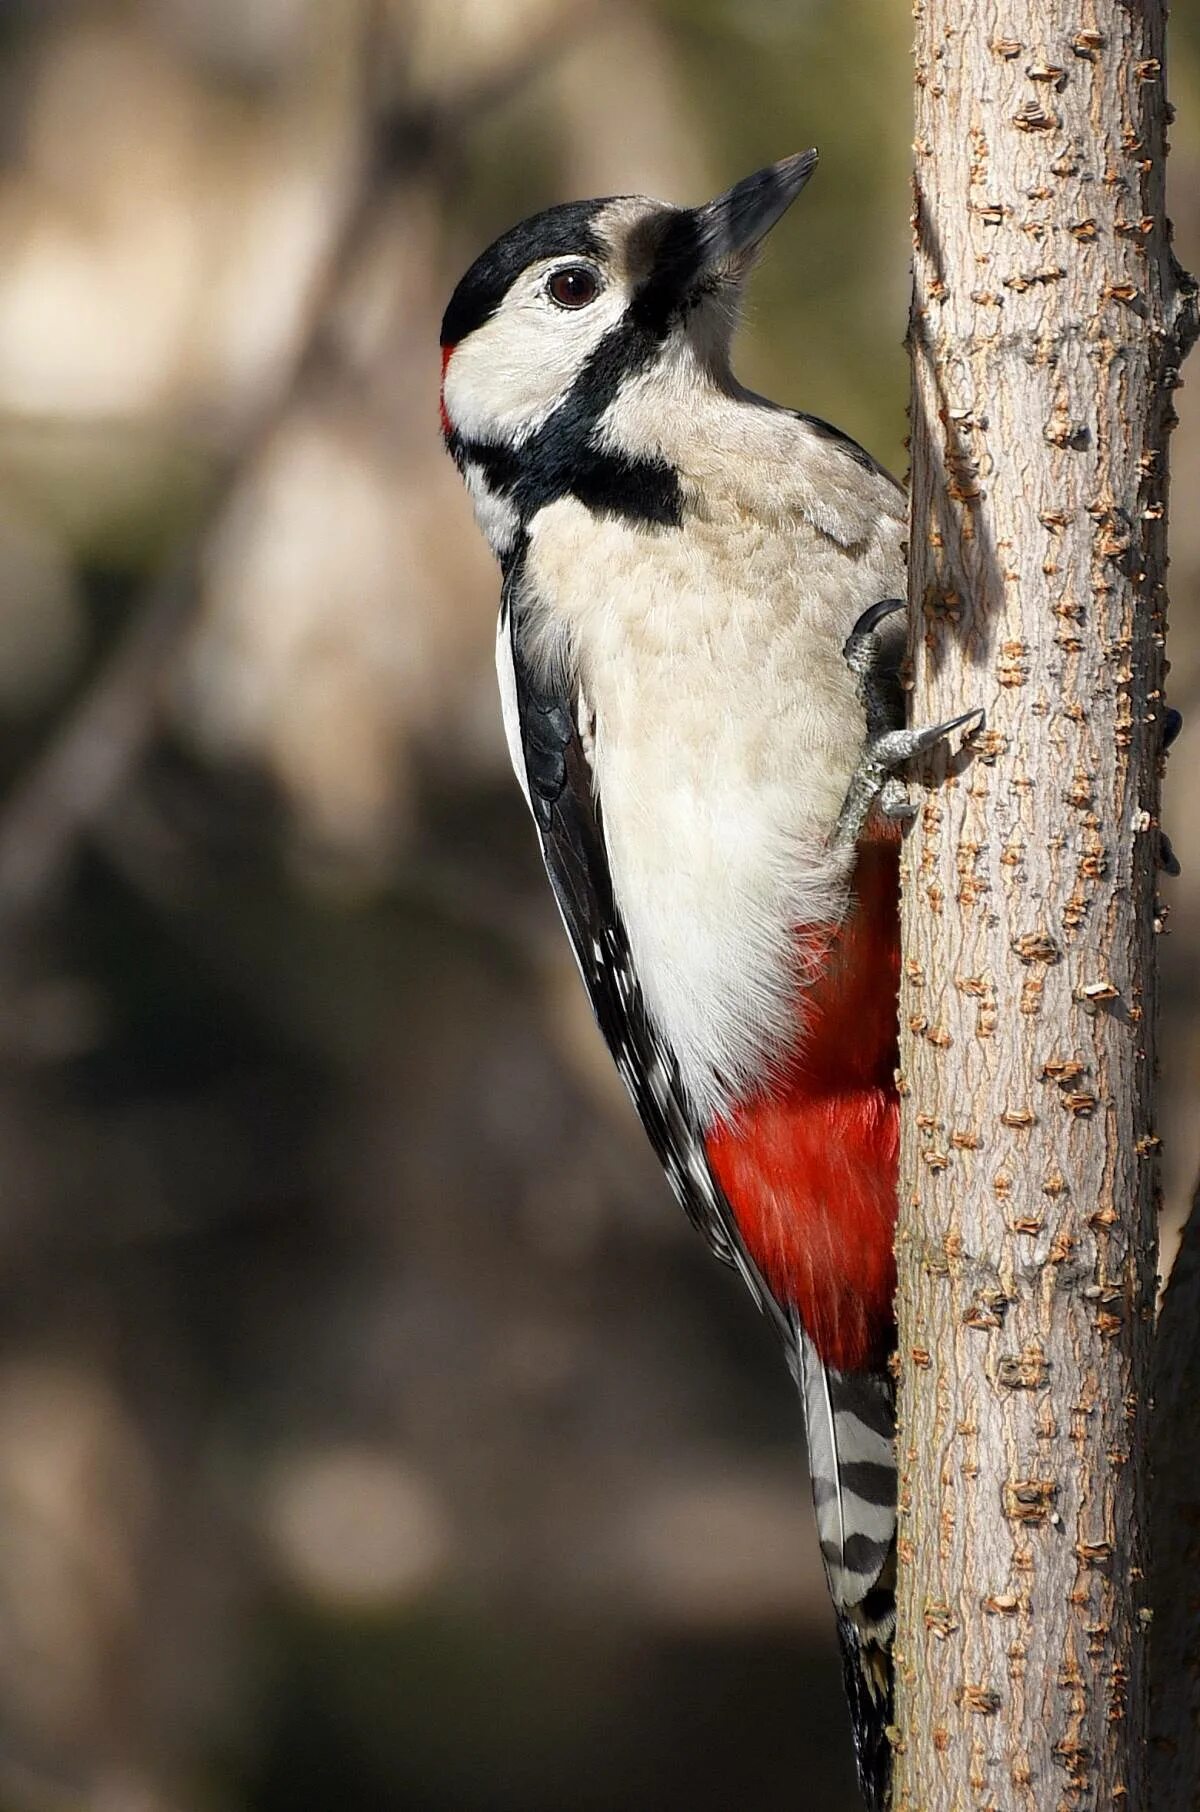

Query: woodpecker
left=440, top=152, right=977, bottom=1810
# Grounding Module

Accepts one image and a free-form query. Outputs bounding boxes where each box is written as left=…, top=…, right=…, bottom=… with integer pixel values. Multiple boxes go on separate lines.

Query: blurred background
left=0, top=3, right=1195, bottom=1808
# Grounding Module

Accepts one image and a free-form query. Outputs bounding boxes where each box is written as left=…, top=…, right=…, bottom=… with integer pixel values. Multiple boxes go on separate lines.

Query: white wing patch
left=495, top=603, right=532, bottom=810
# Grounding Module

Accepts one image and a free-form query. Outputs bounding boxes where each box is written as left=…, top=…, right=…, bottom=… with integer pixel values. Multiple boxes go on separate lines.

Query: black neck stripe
left=448, top=308, right=683, bottom=533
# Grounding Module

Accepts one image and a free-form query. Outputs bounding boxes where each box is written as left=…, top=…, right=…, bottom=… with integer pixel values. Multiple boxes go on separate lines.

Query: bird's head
left=439, top=153, right=818, bottom=558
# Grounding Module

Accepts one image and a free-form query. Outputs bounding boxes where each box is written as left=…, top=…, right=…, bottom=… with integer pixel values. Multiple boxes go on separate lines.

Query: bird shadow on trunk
left=903, top=194, right=999, bottom=783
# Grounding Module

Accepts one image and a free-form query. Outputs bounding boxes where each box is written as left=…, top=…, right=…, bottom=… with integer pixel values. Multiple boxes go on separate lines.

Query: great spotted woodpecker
left=439, top=152, right=978, bottom=1809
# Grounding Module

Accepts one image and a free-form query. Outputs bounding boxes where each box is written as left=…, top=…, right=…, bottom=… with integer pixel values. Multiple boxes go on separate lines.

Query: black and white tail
left=794, top=1326, right=897, bottom=1811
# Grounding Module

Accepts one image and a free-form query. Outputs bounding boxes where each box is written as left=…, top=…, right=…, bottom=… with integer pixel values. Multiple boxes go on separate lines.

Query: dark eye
left=547, top=266, right=599, bottom=309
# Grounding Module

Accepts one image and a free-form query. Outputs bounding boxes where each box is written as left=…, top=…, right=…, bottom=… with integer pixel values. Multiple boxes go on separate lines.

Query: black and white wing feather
left=497, top=568, right=788, bottom=1346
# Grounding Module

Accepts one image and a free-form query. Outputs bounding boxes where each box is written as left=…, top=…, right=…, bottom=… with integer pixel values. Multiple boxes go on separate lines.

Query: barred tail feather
left=795, top=1328, right=896, bottom=1608
left=795, top=1327, right=897, bottom=1809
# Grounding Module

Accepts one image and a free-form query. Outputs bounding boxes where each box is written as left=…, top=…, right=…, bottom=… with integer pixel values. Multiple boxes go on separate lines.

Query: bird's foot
left=834, top=598, right=983, bottom=854
left=842, top=598, right=906, bottom=744
left=832, top=711, right=983, bottom=853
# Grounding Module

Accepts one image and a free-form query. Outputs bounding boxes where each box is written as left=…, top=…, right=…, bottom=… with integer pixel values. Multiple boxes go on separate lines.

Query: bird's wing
left=497, top=569, right=790, bottom=1347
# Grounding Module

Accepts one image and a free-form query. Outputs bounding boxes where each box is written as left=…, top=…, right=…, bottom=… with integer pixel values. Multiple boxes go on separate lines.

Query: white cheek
left=444, top=289, right=624, bottom=444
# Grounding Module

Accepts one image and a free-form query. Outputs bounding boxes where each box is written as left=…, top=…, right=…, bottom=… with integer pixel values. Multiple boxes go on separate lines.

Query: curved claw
left=832, top=706, right=984, bottom=852
left=923, top=705, right=986, bottom=744
left=876, top=706, right=985, bottom=769
left=842, top=597, right=905, bottom=668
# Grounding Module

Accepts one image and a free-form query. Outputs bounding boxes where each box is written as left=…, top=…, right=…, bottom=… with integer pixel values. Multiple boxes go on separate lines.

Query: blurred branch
left=0, top=0, right=599, bottom=936
left=1149, top=1174, right=1200, bottom=1808
left=97, top=769, right=550, bottom=967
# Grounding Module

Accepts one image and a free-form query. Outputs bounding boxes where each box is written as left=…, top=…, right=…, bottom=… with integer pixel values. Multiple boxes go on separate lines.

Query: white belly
left=524, top=494, right=904, bottom=1123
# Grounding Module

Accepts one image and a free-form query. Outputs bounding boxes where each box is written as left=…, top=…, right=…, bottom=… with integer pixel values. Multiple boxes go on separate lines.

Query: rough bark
left=893, top=3, right=1196, bottom=1808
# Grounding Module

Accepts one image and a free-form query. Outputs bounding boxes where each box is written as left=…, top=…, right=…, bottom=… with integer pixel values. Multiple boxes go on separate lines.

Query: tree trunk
left=893, top=3, right=1196, bottom=1807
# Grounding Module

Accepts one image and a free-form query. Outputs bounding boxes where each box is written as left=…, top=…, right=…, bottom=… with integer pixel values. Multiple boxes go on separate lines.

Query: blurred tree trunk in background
left=894, top=2, right=1196, bottom=1807
left=1150, top=1177, right=1200, bottom=1808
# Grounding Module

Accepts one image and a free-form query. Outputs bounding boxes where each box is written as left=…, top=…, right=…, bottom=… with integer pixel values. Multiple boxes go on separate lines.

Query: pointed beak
left=691, top=150, right=819, bottom=266
left=641, top=151, right=818, bottom=318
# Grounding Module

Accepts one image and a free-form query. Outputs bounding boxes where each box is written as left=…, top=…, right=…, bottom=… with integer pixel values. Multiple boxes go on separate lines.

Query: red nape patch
left=439, top=342, right=455, bottom=438
left=705, top=834, right=902, bottom=1374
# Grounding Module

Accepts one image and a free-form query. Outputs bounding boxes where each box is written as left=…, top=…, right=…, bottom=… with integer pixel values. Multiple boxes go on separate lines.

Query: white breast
left=523, top=455, right=905, bottom=1125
